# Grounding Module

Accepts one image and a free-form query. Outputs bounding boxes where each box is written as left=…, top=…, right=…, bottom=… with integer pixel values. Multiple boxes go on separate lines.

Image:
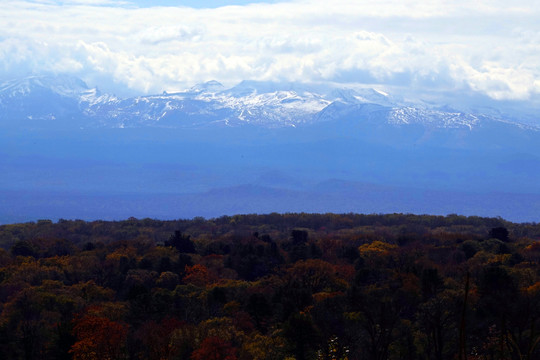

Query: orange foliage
left=105, top=246, right=137, bottom=262
left=313, top=291, right=344, bottom=303
left=285, top=259, right=337, bottom=292
left=70, top=311, right=128, bottom=360
left=358, top=240, right=397, bottom=256
left=183, top=264, right=215, bottom=287
left=525, top=281, right=540, bottom=297
left=191, top=336, right=238, bottom=360
left=334, top=264, right=355, bottom=282
left=358, top=240, right=398, bottom=267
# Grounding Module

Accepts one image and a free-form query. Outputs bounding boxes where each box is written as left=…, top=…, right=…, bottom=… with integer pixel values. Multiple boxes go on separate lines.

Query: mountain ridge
left=2, top=74, right=540, bottom=223
left=1, top=74, right=536, bottom=132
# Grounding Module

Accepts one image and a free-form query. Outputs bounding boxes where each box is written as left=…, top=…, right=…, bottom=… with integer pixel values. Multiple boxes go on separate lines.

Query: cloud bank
left=1, top=0, right=539, bottom=101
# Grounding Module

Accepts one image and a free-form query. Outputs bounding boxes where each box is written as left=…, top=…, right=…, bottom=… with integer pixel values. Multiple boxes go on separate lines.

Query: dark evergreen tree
left=489, top=226, right=509, bottom=242
left=165, top=231, right=196, bottom=253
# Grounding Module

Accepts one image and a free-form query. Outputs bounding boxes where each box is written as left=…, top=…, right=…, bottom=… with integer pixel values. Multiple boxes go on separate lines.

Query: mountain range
left=2, top=74, right=534, bottom=131
left=1, top=74, right=540, bottom=223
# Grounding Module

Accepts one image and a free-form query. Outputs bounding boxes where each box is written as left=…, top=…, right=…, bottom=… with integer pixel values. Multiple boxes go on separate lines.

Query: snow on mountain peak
left=0, top=75, right=89, bottom=99
left=388, top=107, right=480, bottom=129
left=0, top=74, right=535, bottom=131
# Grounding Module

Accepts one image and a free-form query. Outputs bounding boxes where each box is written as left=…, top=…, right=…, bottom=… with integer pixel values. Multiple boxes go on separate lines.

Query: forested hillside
left=1, top=213, right=539, bottom=359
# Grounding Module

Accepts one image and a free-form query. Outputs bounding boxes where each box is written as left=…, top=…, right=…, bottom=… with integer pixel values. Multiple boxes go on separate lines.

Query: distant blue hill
left=1, top=74, right=539, bottom=223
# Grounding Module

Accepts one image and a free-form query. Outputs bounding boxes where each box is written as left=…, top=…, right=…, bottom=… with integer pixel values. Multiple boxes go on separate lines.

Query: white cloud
left=0, top=0, right=539, bottom=101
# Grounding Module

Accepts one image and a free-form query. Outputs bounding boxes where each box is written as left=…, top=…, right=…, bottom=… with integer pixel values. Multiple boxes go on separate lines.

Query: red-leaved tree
left=70, top=312, right=128, bottom=360
left=190, top=336, right=238, bottom=360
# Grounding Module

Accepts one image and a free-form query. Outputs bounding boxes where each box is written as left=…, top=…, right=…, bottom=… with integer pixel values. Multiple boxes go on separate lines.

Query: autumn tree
left=134, top=317, right=184, bottom=360
left=70, top=308, right=128, bottom=360
left=183, top=264, right=214, bottom=287
left=191, top=336, right=238, bottom=360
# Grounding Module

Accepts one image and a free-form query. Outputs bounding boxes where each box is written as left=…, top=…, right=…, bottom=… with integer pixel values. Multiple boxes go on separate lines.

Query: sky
left=1, top=0, right=539, bottom=101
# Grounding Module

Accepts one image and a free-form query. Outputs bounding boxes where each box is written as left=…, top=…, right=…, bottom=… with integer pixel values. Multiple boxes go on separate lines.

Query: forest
left=0, top=212, right=539, bottom=360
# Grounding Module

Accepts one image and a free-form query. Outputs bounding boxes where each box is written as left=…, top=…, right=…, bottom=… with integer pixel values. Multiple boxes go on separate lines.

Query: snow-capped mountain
left=0, top=74, right=536, bottom=133
left=81, top=79, right=333, bottom=128
left=0, top=74, right=89, bottom=99
left=2, top=75, right=540, bottom=224
left=0, top=75, right=89, bottom=124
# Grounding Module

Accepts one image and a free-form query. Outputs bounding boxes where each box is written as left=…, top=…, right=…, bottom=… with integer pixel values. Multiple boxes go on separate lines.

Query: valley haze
left=1, top=74, right=540, bottom=223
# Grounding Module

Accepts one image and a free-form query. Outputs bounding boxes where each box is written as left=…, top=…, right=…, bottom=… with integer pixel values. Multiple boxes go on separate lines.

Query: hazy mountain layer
left=1, top=75, right=539, bottom=223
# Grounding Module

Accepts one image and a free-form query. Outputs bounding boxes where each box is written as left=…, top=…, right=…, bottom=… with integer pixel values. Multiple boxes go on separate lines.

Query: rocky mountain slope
left=2, top=74, right=534, bottom=133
